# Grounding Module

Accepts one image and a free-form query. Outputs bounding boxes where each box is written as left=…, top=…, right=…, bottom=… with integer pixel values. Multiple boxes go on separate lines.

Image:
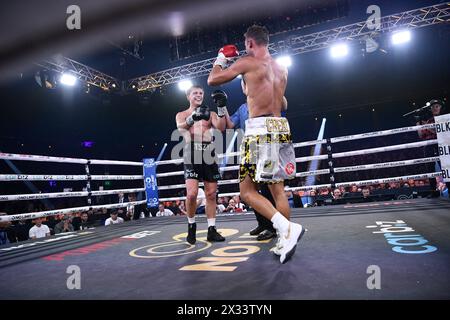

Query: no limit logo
left=129, top=229, right=269, bottom=272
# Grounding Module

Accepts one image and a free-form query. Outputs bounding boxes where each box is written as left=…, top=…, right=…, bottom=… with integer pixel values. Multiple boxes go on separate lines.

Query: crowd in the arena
left=1, top=123, right=449, bottom=246
left=1, top=173, right=448, bottom=245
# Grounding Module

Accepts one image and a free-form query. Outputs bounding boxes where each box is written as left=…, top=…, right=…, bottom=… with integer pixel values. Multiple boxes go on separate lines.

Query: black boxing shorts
left=183, top=142, right=221, bottom=182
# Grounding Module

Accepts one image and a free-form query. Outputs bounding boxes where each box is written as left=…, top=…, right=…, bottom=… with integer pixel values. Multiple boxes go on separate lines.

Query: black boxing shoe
left=257, top=229, right=276, bottom=241
left=249, top=225, right=265, bottom=236
left=187, top=223, right=196, bottom=245
left=207, top=226, right=225, bottom=242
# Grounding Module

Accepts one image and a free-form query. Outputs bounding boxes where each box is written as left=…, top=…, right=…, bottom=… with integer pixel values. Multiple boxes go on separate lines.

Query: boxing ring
left=0, top=122, right=449, bottom=299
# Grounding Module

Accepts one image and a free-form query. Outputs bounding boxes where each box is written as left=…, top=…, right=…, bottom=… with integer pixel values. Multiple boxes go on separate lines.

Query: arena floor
left=1, top=198, right=449, bottom=300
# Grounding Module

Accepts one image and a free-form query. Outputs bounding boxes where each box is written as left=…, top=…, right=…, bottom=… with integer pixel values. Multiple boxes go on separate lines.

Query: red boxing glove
left=219, top=45, right=239, bottom=58
left=214, top=45, right=239, bottom=68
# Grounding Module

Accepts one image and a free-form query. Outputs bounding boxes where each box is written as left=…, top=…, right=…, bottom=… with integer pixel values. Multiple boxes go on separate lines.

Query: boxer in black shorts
left=183, top=142, right=221, bottom=182
left=175, top=85, right=227, bottom=244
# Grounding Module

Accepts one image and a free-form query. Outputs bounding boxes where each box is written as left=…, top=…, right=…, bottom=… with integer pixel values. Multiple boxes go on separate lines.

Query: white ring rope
left=287, top=172, right=439, bottom=192
left=293, top=139, right=327, bottom=148
left=296, top=169, right=330, bottom=177
left=153, top=123, right=437, bottom=166
left=287, top=184, right=333, bottom=192
left=156, top=171, right=184, bottom=178
left=330, top=123, right=436, bottom=143
left=158, top=179, right=240, bottom=191
left=333, top=157, right=439, bottom=173
left=0, top=123, right=442, bottom=222
left=0, top=188, right=145, bottom=202
left=295, top=154, right=329, bottom=163
left=0, top=152, right=142, bottom=166
left=156, top=166, right=239, bottom=178
left=334, top=172, right=440, bottom=188
left=0, top=174, right=143, bottom=182
left=332, top=140, right=437, bottom=159
left=156, top=155, right=439, bottom=191
left=0, top=200, right=147, bottom=222
left=0, top=124, right=436, bottom=168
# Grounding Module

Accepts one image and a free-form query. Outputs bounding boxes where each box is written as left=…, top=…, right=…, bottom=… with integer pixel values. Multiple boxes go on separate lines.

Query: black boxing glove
left=186, top=105, right=210, bottom=126
left=197, top=105, right=211, bottom=121
left=211, top=90, right=228, bottom=117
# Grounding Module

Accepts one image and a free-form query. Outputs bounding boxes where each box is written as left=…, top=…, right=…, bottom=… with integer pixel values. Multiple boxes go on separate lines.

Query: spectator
left=117, top=208, right=127, bottom=221
left=29, top=218, right=51, bottom=239
left=126, top=193, right=145, bottom=219
left=168, top=201, right=181, bottom=215
left=118, top=192, right=125, bottom=204
left=303, top=189, right=318, bottom=207
left=178, top=201, right=187, bottom=215
left=388, top=182, right=399, bottom=189
left=283, top=190, right=294, bottom=208
left=73, top=212, right=94, bottom=230
left=105, top=211, right=124, bottom=226
left=416, top=99, right=450, bottom=197
left=13, top=220, right=30, bottom=242
left=54, top=216, right=74, bottom=234
left=332, top=189, right=342, bottom=200
left=156, top=204, right=174, bottom=217
left=216, top=197, right=226, bottom=214
left=98, top=208, right=109, bottom=222
left=438, top=181, right=449, bottom=198
left=196, top=187, right=207, bottom=215
left=232, top=195, right=247, bottom=212
left=0, top=212, right=15, bottom=245
left=224, top=199, right=243, bottom=213
left=361, top=188, right=373, bottom=202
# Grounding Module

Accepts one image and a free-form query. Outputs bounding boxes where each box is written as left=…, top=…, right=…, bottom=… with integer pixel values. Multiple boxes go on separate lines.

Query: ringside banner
left=435, top=114, right=450, bottom=182
left=143, top=158, right=158, bottom=208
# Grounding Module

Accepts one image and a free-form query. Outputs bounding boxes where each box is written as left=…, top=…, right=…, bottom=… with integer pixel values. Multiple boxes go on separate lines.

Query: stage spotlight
left=276, top=56, right=292, bottom=67
left=60, top=73, right=77, bottom=86
left=178, top=79, right=193, bottom=91
left=391, top=30, right=411, bottom=45
left=330, top=43, right=349, bottom=58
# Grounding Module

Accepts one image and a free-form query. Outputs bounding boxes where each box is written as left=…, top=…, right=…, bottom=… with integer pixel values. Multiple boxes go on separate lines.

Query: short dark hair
left=186, top=85, right=204, bottom=96
left=244, top=25, right=269, bottom=46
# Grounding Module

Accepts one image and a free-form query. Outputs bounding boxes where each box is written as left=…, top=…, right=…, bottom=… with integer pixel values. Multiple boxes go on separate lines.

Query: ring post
left=143, top=158, right=159, bottom=208
left=85, top=161, right=92, bottom=205
left=326, top=138, right=336, bottom=189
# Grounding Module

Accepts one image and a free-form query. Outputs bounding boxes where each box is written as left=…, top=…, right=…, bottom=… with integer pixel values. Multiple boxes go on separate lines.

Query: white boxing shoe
left=270, top=230, right=282, bottom=256
left=277, top=222, right=305, bottom=264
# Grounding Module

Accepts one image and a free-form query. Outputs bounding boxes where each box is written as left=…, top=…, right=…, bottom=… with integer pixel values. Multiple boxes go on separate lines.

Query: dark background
left=0, top=0, right=449, bottom=196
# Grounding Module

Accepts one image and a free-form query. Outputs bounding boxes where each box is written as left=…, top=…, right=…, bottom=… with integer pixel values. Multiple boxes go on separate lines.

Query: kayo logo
left=145, top=176, right=157, bottom=190
left=366, top=220, right=437, bottom=254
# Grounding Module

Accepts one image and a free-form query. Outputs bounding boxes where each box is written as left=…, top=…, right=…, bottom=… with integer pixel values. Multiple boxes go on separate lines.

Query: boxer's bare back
left=208, top=50, right=287, bottom=119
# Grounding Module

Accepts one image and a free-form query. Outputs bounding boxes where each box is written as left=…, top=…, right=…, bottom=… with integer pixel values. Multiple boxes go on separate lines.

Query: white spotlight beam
left=391, top=30, right=412, bottom=45
left=60, top=73, right=77, bottom=86
left=178, top=79, right=193, bottom=91
left=330, top=43, right=349, bottom=58
left=276, top=55, right=292, bottom=67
